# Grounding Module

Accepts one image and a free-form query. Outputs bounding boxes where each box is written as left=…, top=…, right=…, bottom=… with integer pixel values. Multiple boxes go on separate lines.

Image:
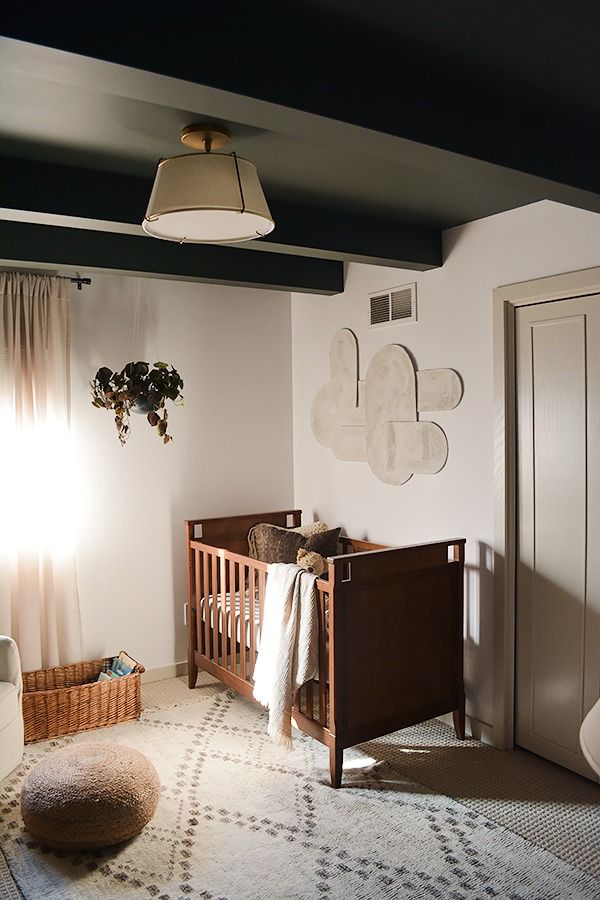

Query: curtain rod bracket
left=70, top=277, right=91, bottom=290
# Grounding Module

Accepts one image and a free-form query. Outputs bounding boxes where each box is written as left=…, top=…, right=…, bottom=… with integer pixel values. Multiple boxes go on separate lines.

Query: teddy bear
left=296, top=548, right=328, bottom=577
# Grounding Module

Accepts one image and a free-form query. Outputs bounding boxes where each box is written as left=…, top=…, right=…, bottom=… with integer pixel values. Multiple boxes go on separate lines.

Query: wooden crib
left=186, top=509, right=466, bottom=787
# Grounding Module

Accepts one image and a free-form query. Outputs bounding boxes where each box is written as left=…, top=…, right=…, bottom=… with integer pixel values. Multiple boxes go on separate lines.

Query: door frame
left=492, top=265, right=600, bottom=749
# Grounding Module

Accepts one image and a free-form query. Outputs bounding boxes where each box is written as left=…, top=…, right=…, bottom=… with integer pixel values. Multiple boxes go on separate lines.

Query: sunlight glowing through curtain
left=0, top=272, right=82, bottom=671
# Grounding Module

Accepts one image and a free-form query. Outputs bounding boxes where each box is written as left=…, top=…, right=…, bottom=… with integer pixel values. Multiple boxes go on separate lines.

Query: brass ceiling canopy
left=180, top=124, right=231, bottom=152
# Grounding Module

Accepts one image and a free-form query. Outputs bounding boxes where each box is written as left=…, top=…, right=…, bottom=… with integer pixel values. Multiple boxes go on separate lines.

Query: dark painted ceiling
left=1, top=0, right=600, bottom=292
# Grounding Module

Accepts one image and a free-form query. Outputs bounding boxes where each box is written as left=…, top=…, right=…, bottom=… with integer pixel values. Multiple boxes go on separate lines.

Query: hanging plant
left=90, top=361, right=184, bottom=445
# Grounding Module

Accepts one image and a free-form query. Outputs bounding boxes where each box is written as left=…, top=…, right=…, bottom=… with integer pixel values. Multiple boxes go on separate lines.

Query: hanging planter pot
left=131, top=392, right=161, bottom=415
left=90, top=361, right=184, bottom=446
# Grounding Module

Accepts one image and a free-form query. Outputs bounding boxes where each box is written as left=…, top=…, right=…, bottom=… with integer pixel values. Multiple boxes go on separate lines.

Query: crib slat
left=220, top=553, right=227, bottom=667
left=305, top=680, right=314, bottom=721
left=248, top=567, right=256, bottom=680
left=240, top=563, right=247, bottom=682
left=318, top=591, right=327, bottom=725
left=257, top=567, right=266, bottom=685
left=203, top=550, right=210, bottom=660
left=211, top=554, right=218, bottom=662
left=195, top=549, right=203, bottom=655
left=258, top=568, right=266, bottom=623
left=228, top=557, right=236, bottom=672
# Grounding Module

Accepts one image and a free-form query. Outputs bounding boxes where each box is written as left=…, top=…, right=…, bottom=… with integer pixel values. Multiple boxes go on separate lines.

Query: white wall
left=70, top=274, right=294, bottom=672
left=291, top=200, right=600, bottom=731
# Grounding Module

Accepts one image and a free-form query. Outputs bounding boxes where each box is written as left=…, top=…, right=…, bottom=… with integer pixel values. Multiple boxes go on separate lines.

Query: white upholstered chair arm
left=580, top=698, right=600, bottom=777
left=0, top=635, right=22, bottom=700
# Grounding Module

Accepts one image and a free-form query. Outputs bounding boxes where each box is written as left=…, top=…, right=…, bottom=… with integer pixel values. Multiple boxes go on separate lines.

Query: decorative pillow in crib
left=303, top=527, right=341, bottom=558
left=248, top=523, right=273, bottom=559
left=291, top=520, right=329, bottom=539
left=248, top=523, right=280, bottom=560
left=249, top=523, right=307, bottom=564
left=297, top=548, right=328, bottom=577
left=248, top=520, right=329, bottom=560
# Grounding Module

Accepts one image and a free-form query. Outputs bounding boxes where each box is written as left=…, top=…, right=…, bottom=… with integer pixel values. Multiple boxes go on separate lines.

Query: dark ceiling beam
left=0, top=157, right=441, bottom=270
left=3, top=2, right=600, bottom=197
left=0, top=220, right=344, bottom=295
left=0, top=157, right=150, bottom=227
left=264, top=200, right=440, bottom=270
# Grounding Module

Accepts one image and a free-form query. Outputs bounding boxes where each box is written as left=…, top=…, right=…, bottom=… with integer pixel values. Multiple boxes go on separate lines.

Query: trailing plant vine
left=91, top=361, right=184, bottom=445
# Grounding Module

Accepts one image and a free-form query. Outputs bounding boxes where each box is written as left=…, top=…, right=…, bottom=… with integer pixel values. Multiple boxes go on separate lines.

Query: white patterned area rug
left=1, top=682, right=599, bottom=900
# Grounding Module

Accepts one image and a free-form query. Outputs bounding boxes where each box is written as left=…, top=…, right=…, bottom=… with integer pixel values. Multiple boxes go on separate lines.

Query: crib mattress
left=202, top=591, right=261, bottom=649
left=201, top=586, right=328, bottom=651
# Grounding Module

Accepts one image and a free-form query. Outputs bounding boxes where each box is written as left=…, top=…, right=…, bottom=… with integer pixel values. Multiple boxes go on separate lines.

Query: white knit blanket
left=252, top=563, right=318, bottom=749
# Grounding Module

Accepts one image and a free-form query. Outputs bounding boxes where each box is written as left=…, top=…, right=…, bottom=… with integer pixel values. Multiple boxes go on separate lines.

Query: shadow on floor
left=358, top=726, right=600, bottom=807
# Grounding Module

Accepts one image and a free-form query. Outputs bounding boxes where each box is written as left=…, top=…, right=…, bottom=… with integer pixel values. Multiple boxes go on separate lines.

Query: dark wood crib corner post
left=327, top=561, right=345, bottom=788
left=185, top=519, right=199, bottom=689
left=329, top=744, right=343, bottom=789
left=453, top=696, right=466, bottom=740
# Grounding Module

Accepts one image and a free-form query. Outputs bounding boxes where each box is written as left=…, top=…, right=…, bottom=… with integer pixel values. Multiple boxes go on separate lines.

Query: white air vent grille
left=369, top=283, right=417, bottom=326
left=369, top=294, right=391, bottom=325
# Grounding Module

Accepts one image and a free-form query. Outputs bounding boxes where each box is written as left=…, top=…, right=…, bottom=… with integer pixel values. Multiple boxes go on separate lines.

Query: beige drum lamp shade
left=142, top=150, right=275, bottom=244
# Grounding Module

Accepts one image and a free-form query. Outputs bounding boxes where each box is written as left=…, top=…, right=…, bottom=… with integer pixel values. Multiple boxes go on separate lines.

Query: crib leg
left=188, top=651, right=198, bottom=689
left=329, top=744, right=343, bottom=788
left=453, top=694, right=466, bottom=739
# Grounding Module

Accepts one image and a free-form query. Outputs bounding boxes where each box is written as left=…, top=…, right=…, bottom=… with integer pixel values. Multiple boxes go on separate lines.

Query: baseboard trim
left=141, top=661, right=188, bottom=684
left=437, top=712, right=495, bottom=747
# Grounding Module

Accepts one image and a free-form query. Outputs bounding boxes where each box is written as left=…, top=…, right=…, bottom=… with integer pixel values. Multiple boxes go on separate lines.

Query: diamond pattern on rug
left=1, top=678, right=599, bottom=900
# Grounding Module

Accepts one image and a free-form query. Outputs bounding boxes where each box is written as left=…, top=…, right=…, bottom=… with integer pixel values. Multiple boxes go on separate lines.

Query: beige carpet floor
left=0, top=674, right=598, bottom=900
left=144, top=675, right=600, bottom=880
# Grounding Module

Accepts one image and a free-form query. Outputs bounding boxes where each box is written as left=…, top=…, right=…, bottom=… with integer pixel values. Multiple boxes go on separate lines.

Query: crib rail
left=188, top=539, right=331, bottom=732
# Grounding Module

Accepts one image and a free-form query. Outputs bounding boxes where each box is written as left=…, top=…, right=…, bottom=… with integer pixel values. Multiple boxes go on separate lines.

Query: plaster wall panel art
left=417, top=368, right=463, bottom=411
left=311, top=329, right=366, bottom=460
left=330, top=327, right=359, bottom=408
left=311, top=328, right=463, bottom=485
left=331, top=381, right=367, bottom=461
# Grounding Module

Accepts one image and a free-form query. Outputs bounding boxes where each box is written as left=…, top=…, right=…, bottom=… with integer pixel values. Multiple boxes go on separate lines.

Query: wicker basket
left=22, top=653, right=144, bottom=743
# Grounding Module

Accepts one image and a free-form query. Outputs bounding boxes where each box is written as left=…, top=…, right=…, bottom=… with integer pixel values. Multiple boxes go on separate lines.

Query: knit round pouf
left=21, top=742, right=161, bottom=849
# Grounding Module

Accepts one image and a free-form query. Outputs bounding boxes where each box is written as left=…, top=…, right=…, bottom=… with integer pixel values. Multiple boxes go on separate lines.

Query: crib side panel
left=329, top=546, right=464, bottom=748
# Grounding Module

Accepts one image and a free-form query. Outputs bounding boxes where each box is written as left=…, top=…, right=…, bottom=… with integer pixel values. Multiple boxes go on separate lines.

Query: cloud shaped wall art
left=311, top=329, right=463, bottom=485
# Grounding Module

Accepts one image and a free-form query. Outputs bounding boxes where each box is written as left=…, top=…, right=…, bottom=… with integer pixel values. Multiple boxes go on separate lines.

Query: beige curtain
left=0, top=272, right=82, bottom=671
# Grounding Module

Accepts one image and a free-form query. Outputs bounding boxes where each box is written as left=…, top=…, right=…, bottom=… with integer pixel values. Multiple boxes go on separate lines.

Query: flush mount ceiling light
left=142, top=124, right=275, bottom=244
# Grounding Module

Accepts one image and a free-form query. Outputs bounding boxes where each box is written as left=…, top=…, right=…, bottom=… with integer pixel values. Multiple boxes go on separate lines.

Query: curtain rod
left=70, top=277, right=91, bottom=290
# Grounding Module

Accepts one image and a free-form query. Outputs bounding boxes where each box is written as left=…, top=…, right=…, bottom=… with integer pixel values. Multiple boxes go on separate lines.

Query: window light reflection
left=343, top=755, right=378, bottom=770
left=0, top=416, right=77, bottom=561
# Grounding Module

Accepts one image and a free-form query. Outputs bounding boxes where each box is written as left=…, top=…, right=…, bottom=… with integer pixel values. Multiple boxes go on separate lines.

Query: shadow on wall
left=464, top=542, right=494, bottom=724
left=70, top=276, right=153, bottom=393
left=467, top=549, right=598, bottom=776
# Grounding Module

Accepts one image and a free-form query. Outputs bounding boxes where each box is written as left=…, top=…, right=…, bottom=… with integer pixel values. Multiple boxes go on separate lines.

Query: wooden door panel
left=516, top=296, right=599, bottom=779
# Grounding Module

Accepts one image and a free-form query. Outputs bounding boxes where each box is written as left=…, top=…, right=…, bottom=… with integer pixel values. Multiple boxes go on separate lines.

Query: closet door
left=515, top=294, right=600, bottom=779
